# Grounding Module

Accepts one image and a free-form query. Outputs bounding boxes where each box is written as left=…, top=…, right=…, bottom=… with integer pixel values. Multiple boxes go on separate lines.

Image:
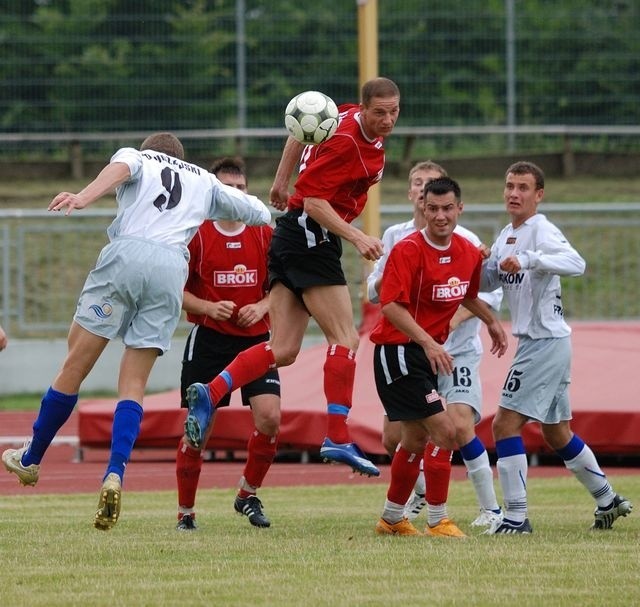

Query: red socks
left=176, top=438, right=203, bottom=510
left=324, top=345, right=356, bottom=444
left=241, top=430, right=278, bottom=492
left=209, top=343, right=276, bottom=404
left=424, top=442, right=453, bottom=505
left=387, top=446, right=422, bottom=505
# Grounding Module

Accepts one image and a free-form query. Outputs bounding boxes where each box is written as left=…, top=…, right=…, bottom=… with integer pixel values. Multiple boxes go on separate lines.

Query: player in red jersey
left=371, top=177, right=508, bottom=536
left=184, top=77, right=400, bottom=477
left=175, top=158, right=279, bottom=530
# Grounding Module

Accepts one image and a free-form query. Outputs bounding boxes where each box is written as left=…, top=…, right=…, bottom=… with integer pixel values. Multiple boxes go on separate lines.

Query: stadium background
left=0, top=1, right=638, bottom=352
left=0, top=1, right=638, bottom=463
left=1, top=0, right=639, bottom=162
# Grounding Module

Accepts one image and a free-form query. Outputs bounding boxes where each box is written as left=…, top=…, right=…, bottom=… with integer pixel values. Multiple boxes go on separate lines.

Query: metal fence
left=1, top=203, right=639, bottom=338
left=1, top=1, right=639, bottom=160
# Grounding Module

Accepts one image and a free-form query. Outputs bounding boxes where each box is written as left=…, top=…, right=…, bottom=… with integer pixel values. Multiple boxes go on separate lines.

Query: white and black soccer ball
left=284, top=90, right=339, bottom=145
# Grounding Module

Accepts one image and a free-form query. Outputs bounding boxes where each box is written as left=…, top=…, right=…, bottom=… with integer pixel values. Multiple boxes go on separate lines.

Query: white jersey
left=482, top=213, right=585, bottom=338
left=366, top=220, right=502, bottom=357
left=107, top=148, right=271, bottom=259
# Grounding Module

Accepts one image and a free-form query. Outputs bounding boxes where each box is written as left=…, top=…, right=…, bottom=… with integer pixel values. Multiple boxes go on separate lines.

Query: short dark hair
left=361, top=77, right=400, bottom=106
left=506, top=161, right=545, bottom=190
left=140, top=132, right=184, bottom=160
left=423, top=176, right=461, bottom=202
left=209, top=156, right=246, bottom=180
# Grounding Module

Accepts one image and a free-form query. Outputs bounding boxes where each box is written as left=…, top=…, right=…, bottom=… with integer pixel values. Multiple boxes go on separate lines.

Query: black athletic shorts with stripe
left=373, top=342, right=445, bottom=421
left=180, top=325, right=280, bottom=408
left=268, top=209, right=347, bottom=300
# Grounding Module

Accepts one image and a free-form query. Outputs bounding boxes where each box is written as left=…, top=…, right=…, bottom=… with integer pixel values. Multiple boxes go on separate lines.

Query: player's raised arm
left=48, top=162, right=131, bottom=215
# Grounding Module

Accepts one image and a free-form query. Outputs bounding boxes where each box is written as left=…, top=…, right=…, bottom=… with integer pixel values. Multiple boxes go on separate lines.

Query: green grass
left=1, top=476, right=638, bottom=607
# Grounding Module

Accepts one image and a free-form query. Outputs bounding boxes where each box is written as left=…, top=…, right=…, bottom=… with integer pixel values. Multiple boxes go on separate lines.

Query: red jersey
left=370, top=231, right=482, bottom=345
left=288, top=104, right=386, bottom=223
left=184, top=221, right=273, bottom=337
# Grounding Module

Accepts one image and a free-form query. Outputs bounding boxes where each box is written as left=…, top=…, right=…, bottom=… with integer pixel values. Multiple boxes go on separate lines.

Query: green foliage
left=0, top=1, right=639, bottom=141
left=0, top=478, right=638, bottom=606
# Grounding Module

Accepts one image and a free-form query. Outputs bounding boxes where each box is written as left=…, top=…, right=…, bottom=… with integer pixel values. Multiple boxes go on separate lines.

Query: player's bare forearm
left=269, top=137, right=305, bottom=210
left=49, top=162, right=131, bottom=215
left=381, top=302, right=453, bottom=375
left=486, top=320, right=508, bottom=357
left=463, top=297, right=507, bottom=356
left=236, top=297, right=269, bottom=327
left=449, top=304, right=475, bottom=331
left=304, top=197, right=383, bottom=260
left=183, top=291, right=236, bottom=321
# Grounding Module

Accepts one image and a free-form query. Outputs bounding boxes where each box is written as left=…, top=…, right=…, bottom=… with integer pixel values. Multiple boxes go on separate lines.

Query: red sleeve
left=467, top=253, right=482, bottom=300
left=295, top=134, right=356, bottom=201
left=184, top=229, right=203, bottom=294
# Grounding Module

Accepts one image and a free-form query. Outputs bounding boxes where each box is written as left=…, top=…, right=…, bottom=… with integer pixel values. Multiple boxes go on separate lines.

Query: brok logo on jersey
left=432, top=276, right=469, bottom=301
left=214, top=264, right=258, bottom=287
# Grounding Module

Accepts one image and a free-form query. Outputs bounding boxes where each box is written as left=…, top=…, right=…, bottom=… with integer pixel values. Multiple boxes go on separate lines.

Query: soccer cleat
left=184, top=383, right=214, bottom=449
left=319, top=438, right=380, bottom=477
left=592, top=494, right=633, bottom=530
left=424, top=518, right=467, bottom=538
left=471, top=508, right=504, bottom=528
left=2, top=445, right=40, bottom=486
left=234, top=495, right=271, bottom=528
left=176, top=514, right=198, bottom=531
left=94, top=473, right=122, bottom=531
left=484, top=517, right=533, bottom=535
left=404, top=491, right=427, bottom=521
left=375, top=517, right=422, bottom=536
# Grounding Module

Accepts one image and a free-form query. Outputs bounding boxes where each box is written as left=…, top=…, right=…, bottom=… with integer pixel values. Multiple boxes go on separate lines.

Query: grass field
left=0, top=476, right=637, bottom=607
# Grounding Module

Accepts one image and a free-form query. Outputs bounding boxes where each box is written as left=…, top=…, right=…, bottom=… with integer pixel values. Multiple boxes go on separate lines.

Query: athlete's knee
left=427, top=415, right=457, bottom=451
left=381, top=433, right=398, bottom=459
left=491, top=407, right=525, bottom=440
left=271, top=344, right=300, bottom=367
left=253, top=406, right=281, bottom=436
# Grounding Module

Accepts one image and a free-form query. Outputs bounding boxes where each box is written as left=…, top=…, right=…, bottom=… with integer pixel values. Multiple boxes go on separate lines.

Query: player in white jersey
left=1, top=133, right=271, bottom=531
left=482, top=160, right=632, bottom=534
left=367, top=161, right=503, bottom=536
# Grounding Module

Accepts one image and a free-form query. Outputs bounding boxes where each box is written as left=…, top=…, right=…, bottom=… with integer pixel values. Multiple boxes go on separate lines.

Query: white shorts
left=438, top=349, right=483, bottom=424
left=74, top=237, right=188, bottom=353
left=499, top=335, right=572, bottom=424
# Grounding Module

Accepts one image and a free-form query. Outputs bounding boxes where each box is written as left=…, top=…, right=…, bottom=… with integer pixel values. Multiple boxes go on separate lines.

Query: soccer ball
left=284, top=90, right=339, bottom=145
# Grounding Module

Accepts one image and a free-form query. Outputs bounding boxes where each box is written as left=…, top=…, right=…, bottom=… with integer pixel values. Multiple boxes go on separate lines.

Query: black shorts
left=268, top=210, right=346, bottom=300
left=373, top=342, right=444, bottom=422
left=180, top=325, right=280, bottom=408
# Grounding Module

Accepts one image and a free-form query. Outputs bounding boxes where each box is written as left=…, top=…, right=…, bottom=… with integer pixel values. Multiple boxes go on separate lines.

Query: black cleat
left=234, top=495, right=271, bottom=528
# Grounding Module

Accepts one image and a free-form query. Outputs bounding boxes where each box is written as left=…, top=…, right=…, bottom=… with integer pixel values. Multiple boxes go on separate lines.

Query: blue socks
left=105, top=400, right=144, bottom=482
left=459, top=436, right=485, bottom=461
left=555, top=433, right=585, bottom=461
left=23, top=387, right=78, bottom=466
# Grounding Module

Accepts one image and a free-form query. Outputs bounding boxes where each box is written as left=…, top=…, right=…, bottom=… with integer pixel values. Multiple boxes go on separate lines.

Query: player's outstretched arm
left=269, top=136, right=305, bottom=211
left=461, top=297, right=508, bottom=357
left=303, top=196, right=383, bottom=261
left=48, top=162, right=131, bottom=216
left=212, top=182, right=271, bottom=226
left=382, top=302, right=454, bottom=375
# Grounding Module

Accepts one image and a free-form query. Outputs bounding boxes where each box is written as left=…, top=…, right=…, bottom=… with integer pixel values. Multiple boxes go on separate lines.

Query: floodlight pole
left=357, top=0, right=380, bottom=242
